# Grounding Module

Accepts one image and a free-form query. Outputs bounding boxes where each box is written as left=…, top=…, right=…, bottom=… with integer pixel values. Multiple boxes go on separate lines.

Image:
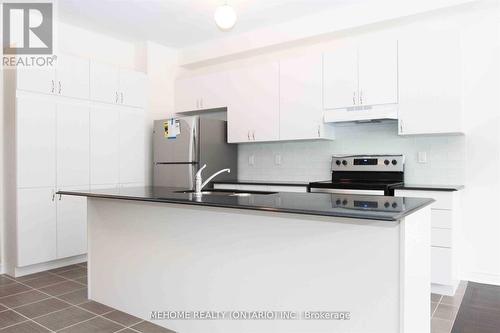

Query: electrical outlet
left=275, top=154, right=282, bottom=166
left=417, top=152, right=427, bottom=164
left=248, top=155, right=255, bottom=166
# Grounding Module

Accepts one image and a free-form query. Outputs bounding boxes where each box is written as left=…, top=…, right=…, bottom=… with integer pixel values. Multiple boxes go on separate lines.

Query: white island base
left=87, top=198, right=430, bottom=333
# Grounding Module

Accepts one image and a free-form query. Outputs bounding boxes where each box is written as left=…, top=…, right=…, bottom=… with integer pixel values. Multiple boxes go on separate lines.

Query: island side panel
left=400, top=206, right=431, bottom=333
left=87, top=198, right=402, bottom=333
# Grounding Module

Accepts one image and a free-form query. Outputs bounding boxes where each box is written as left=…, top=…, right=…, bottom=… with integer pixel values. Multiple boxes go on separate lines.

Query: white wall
left=144, top=42, right=179, bottom=183
left=146, top=42, right=179, bottom=121
left=176, top=2, right=500, bottom=285
left=56, top=22, right=143, bottom=70
left=238, top=123, right=466, bottom=185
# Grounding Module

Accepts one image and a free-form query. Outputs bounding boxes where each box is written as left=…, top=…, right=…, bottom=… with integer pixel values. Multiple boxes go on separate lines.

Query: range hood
left=324, top=104, right=398, bottom=123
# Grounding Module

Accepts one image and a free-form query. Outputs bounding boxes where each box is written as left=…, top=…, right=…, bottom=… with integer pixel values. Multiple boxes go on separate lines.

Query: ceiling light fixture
left=214, top=3, right=237, bottom=31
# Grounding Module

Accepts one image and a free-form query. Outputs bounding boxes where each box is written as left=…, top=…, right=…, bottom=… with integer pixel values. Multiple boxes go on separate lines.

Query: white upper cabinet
left=90, top=61, right=147, bottom=107
left=16, top=97, right=56, bottom=188
left=55, top=55, right=90, bottom=99
left=90, top=61, right=120, bottom=104
left=90, top=104, right=120, bottom=185
left=280, top=54, right=334, bottom=140
left=323, top=39, right=398, bottom=110
left=56, top=101, right=90, bottom=187
left=175, top=71, right=228, bottom=112
left=358, top=39, right=398, bottom=106
left=17, top=54, right=89, bottom=99
left=227, top=62, right=280, bottom=143
left=323, top=44, right=359, bottom=110
left=398, top=30, right=463, bottom=135
left=119, top=69, right=148, bottom=108
left=17, top=66, right=56, bottom=95
left=119, top=107, right=145, bottom=184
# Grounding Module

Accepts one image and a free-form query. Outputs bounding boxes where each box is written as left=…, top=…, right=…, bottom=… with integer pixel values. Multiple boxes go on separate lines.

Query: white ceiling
left=57, top=0, right=361, bottom=48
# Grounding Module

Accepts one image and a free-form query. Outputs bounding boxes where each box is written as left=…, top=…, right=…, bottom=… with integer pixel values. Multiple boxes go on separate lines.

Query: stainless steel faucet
left=194, top=164, right=230, bottom=195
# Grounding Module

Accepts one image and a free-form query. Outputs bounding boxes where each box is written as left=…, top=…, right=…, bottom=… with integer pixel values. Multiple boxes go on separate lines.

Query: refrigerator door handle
left=190, top=117, right=198, bottom=163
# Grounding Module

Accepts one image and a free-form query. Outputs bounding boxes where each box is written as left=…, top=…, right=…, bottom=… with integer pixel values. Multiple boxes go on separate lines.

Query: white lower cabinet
left=431, top=247, right=454, bottom=286
left=395, top=189, right=461, bottom=295
left=56, top=186, right=88, bottom=259
left=17, top=188, right=57, bottom=267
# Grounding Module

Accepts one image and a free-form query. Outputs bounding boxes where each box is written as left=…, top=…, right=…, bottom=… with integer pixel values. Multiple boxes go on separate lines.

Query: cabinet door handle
left=51, top=80, right=55, bottom=93
left=51, top=190, right=55, bottom=202
left=59, top=193, right=62, bottom=201
left=353, top=91, right=356, bottom=105
left=360, top=90, right=363, bottom=105
left=317, top=125, right=321, bottom=137
left=121, top=92, right=124, bottom=104
left=400, top=120, right=403, bottom=134
left=252, top=131, right=255, bottom=141
left=247, top=130, right=250, bottom=140
left=58, top=81, right=61, bottom=94
left=115, top=92, right=119, bottom=103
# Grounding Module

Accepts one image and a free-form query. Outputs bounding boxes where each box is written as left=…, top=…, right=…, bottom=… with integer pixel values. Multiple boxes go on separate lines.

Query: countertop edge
left=394, top=185, right=465, bottom=192
left=58, top=191, right=433, bottom=222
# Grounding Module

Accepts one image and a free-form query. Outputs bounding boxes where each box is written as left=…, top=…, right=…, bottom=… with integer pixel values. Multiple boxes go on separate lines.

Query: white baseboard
left=432, top=282, right=459, bottom=296
left=463, top=271, right=500, bottom=286
left=12, top=255, right=87, bottom=278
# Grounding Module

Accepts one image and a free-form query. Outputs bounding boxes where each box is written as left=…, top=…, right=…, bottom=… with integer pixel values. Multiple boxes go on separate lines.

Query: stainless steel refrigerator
left=153, top=116, right=237, bottom=188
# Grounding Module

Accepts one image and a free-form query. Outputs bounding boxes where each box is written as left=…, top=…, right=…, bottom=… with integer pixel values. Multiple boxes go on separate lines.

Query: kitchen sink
left=174, top=189, right=277, bottom=196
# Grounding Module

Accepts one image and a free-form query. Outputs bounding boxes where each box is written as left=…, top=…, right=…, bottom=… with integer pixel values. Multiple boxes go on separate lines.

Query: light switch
left=248, top=155, right=255, bottom=166
left=418, top=152, right=427, bottom=164
left=275, top=154, right=282, bottom=166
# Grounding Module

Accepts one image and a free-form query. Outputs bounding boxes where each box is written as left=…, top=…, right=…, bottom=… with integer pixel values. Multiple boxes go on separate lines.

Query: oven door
left=309, top=188, right=385, bottom=196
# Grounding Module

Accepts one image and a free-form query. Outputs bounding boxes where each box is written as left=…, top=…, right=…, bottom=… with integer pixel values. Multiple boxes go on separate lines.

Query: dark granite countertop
left=58, top=187, right=434, bottom=222
left=212, top=179, right=310, bottom=187
left=393, top=184, right=464, bottom=192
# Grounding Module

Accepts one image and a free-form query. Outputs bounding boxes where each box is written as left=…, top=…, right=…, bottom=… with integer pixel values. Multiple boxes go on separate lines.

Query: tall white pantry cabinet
left=3, top=54, right=147, bottom=276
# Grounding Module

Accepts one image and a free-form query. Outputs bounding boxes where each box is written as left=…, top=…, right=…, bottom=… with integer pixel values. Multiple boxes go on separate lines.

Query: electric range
left=309, top=154, right=404, bottom=196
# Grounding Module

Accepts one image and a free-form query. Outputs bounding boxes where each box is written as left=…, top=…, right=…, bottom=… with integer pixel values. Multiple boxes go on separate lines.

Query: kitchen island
left=59, top=187, right=434, bottom=333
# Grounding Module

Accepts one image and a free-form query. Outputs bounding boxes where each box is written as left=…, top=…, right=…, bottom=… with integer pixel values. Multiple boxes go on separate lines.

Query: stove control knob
left=392, top=202, right=398, bottom=208
left=384, top=159, right=390, bottom=166
left=335, top=199, right=341, bottom=205
left=335, top=160, right=341, bottom=166
left=391, top=159, right=398, bottom=165
left=342, top=199, right=348, bottom=206
left=384, top=202, right=390, bottom=208
left=342, top=160, right=348, bottom=166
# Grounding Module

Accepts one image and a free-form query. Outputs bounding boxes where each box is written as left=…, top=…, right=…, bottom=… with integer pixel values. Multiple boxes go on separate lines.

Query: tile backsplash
left=238, top=122, right=466, bottom=184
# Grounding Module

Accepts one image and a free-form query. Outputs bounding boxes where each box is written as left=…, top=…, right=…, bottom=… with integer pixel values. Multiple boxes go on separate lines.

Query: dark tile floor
left=0, top=263, right=174, bottom=333
left=452, top=282, right=500, bottom=333
left=2, top=264, right=496, bottom=333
